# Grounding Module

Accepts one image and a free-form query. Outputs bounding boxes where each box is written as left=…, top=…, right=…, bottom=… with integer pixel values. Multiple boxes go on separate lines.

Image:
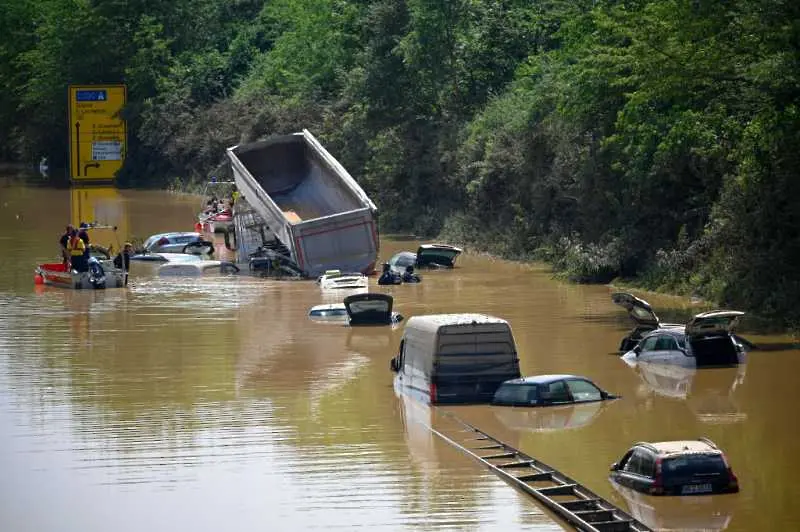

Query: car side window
left=639, top=452, right=655, bottom=478
left=623, top=450, right=643, bottom=474
left=540, top=380, right=570, bottom=403
left=617, top=450, right=634, bottom=470
left=655, top=336, right=677, bottom=350
left=565, top=379, right=602, bottom=402
left=640, top=336, right=659, bottom=352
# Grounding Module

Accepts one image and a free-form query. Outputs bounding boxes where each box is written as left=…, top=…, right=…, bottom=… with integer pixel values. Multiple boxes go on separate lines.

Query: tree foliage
left=2, top=0, right=800, bottom=323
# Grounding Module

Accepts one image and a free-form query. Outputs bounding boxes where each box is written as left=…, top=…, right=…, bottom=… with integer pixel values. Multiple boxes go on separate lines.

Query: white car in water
left=158, top=260, right=240, bottom=277
left=317, top=270, right=369, bottom=290
left=621, top=311, right=747, bottom=368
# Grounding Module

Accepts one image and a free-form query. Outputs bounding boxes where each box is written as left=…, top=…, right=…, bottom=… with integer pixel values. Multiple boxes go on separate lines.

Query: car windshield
left=392, top=253, right=416, bottom=267
left=310, top=308, right=347, bottom=317
left=662, top=453, right=727, bottom=482
left=143, top=235, right=160, bottom=248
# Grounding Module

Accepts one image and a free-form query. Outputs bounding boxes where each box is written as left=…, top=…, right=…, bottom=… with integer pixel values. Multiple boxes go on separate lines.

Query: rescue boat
left=35, top=260, right=126, bottom=290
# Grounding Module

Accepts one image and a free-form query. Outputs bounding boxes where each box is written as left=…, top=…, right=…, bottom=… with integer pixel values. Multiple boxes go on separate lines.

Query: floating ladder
left=431, top=414, right=652, bottom=532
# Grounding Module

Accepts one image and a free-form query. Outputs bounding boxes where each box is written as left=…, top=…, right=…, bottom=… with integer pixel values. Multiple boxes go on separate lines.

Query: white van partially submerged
left=390, top=314, right=521, bottom=404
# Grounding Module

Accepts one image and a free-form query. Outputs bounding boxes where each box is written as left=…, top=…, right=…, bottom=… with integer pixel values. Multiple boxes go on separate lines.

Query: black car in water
left=492, top=374, right=618, bottom=407
left=388, top=244, right=463, bottom=275
left=610, top=439, right=739, bottom=496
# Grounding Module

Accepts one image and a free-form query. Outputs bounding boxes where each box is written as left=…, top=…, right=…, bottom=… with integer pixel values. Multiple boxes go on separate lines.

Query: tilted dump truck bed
left=227, top=130, right=379, bottom=277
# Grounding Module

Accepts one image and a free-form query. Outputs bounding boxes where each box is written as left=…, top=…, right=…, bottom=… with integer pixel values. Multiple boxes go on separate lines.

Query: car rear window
left=494, top=384, right=537, bottom=405
left=310, top=308, right=347, bottom=317
left=662, top=453, right=727, bottom=481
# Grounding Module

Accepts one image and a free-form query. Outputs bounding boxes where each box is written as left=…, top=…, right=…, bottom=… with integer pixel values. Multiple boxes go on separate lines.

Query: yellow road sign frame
left=68, top=84, right=127, bottom=182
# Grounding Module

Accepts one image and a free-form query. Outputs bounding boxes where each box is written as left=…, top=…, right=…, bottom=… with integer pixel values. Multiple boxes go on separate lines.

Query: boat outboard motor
left=87, top=257, right=107, bottom=289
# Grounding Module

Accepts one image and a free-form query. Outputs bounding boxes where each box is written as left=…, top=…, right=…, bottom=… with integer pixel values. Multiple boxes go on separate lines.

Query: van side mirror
left=633, top=345, right=642, bottom=355
left=390, top=357, right=399, bottom=373
left=610, top=462, right=619, bottom=471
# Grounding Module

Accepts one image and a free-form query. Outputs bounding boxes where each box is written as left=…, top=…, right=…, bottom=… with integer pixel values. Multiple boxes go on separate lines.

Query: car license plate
left=682, top=483, right=713, bottom=494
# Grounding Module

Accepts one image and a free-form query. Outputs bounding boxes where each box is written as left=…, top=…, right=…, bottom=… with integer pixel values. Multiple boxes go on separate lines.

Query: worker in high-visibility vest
left=67, top=230, right=87, bottom=272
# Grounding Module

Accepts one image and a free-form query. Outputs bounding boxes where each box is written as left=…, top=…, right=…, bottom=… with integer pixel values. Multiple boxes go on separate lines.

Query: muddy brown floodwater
left=1, top=182, right=799, bottom=531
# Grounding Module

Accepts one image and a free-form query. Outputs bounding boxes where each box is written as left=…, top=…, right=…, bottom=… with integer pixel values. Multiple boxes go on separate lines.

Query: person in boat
left=78, top=222, right=91, bottom=260
left=402, top=265, right=421, bottom=283
left=67, top=229, right=88, bottom=272
left=378, top=262, right=401, bottom=285
left=204, top=196, right=219, bottom=214
left=59, top=224, right=74, bottom=265
left=114, top=242, right=133, bottom=286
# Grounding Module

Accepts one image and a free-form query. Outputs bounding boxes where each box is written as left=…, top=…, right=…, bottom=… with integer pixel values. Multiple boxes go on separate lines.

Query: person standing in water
left=114, top=242, right=133, bottom=286
left=59, top=225, right=74, bottom=265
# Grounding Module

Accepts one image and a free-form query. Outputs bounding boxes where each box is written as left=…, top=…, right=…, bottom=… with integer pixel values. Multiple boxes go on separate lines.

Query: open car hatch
left=611, top=292, right=660, bottom=327
left=416, top=244, right=463, bottom=268
left=687, top=311, right=745, bottom=338
left=344, top=293, right=396, bottom=325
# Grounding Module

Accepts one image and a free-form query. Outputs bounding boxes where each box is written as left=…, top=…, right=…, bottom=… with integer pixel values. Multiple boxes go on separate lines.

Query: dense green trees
left=2, top=0, right=799, bottom=324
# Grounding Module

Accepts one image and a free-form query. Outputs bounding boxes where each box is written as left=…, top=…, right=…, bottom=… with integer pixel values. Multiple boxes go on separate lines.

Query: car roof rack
left=633, top=442, right=659, bottom=453
left=697, top=437, right=719, bottom=449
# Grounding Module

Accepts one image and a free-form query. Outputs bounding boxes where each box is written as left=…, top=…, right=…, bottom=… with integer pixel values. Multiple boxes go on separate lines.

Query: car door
left=652, top=334, right=682, bottom=364
left=538, top=380, right=573, bottom=406
left=613, top=449, right=637, bottom=488
left=636, top=336, right=660, bottom=363
left=622, top=449, right=653, bottom=492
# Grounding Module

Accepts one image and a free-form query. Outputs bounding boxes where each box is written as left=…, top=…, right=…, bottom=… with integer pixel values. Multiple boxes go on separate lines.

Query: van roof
left=405, top=314, right=509, bottom=333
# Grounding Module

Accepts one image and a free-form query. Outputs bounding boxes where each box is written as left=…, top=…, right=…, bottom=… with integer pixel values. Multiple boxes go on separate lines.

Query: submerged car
left=492, top=374, right=618, bottom=407
left=613, top=292, right=747, bottom=367
left=388, top=244, right=463, bottom=274
left=622, top=312, right=746, bottom=368
left=157, top=260, right=240, bottom=276
left=308, top=293, right=403, bottom=326
left=317, top=270, right=369, bottom=290
left=612, top=292, right=682, bottom=352
left=610, top=438, right=739, bottom=496
left=130, top=253, right=204, bottom=263
left=142, top=232, right=208, bottom=254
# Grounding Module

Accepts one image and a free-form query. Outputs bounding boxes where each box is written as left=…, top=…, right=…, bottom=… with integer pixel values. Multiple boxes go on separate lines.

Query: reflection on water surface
left=0, top=184, right=799, bottom=531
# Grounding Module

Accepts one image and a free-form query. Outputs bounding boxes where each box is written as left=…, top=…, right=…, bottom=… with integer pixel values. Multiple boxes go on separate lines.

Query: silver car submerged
left=620, top=311, right=747, bottom=368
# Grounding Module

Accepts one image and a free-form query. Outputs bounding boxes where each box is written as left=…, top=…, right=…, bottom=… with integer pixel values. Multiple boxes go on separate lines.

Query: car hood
left=611, top=292, right=660, bottom=327
left=416, top=244, right=463, bottom=268
left=686, top=310, right=745, bottom=337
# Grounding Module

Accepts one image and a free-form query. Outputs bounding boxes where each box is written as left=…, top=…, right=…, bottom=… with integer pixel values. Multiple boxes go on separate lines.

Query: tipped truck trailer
left=227, top=130, right=379, bottom=277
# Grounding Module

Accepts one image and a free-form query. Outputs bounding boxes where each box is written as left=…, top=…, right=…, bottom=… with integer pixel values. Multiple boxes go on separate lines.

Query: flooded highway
left=1, top=182, right=799, bottom=531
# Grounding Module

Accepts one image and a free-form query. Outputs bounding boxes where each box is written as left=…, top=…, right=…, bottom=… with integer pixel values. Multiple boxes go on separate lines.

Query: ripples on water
left=0, top=269, right=561, bottom=532
left=2, top=187, right=800, bottom=531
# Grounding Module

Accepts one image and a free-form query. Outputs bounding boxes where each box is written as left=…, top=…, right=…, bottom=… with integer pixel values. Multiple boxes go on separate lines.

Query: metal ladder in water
left=432, top=414, right=653, bottom=532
